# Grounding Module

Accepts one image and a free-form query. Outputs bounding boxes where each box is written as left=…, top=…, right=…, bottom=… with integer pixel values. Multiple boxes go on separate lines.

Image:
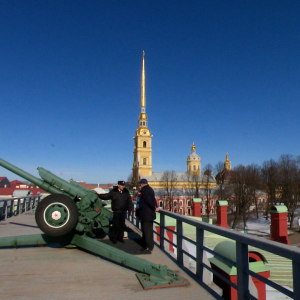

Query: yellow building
left=132, top=51, right=153, bottom=184
left=187, top=142, right=201, bottom=176
left=132, top=52, right=215, bottom=191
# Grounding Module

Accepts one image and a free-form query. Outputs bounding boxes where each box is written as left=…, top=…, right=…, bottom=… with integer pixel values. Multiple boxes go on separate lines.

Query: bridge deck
left=0, top=213, right=216, bottom=300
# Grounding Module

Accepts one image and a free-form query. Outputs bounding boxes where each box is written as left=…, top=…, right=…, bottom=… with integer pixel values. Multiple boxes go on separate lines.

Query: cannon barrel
left=38, top=167, right=98, bottom=204
left=0, top=158, right=64, bottom=195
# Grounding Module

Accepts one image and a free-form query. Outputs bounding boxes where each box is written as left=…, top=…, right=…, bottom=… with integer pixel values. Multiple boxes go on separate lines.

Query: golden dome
left=139, top=113, right=148, bottom=120
left=191, top=142, right=196, bottom=151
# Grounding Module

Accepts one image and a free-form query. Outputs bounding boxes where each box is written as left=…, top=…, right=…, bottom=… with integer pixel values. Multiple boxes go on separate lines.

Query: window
left=179, top=208, right=183, bottom=214
left=173, top=200, right=177, bottom=207
left=187, top=200, right=191, bottom=206
left=143, top=158, right=147, bottom=165
left=143, top=141, right=147, bottom=148
left=187, top=208, right=191, bottom=215
left=179, top=200, right=183, bottom=207
left=159, top=200, right=163, bottom=208
left=193, top=165, right=196, bottom=171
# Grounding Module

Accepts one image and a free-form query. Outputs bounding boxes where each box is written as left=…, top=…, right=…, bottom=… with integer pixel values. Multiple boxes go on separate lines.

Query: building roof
left=144, top=172, right=215, bottom=183
left=10, top=180, right=26, bottom=187
left=0, top=187, right=47, bottom=196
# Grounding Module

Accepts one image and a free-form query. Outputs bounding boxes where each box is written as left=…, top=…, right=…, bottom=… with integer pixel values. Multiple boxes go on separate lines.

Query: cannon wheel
left=35, top=194, right=78, bottom=236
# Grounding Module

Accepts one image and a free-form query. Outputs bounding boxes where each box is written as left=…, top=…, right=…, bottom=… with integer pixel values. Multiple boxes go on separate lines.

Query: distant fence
left=127, top=202, right=300, bottom=300
left=0, top=195, right=41, bottom=221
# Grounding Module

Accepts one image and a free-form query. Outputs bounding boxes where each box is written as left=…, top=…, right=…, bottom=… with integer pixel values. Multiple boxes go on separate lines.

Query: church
left=131, top=52, right=221, bottom=215
left=130, top=53, right=269, bottom=217
left=132, top=52, right=216, bottom=191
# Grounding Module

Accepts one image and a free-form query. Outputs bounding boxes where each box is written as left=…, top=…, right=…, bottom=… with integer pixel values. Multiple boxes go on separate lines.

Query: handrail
left=0, top=195, right=41, bottom=221
left=127, top=203, right=299, bottom=299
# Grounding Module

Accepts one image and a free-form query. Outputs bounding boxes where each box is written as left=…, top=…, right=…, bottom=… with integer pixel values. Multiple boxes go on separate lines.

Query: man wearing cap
left=138, top=178, right=158, bottom=253
left=98, top=181, right=132, bottom=244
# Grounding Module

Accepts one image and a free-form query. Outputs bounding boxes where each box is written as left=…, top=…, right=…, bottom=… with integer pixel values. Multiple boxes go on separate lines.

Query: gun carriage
left=0, top=158, right=187, bottom=289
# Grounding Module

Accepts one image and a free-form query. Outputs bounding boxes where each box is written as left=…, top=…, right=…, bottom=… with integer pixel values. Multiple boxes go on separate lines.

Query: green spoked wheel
left=35, top=194, right=78, bottom=236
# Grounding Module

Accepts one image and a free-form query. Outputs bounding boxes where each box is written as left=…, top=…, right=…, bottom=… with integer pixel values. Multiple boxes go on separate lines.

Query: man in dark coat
left=138, top=178, right=158, bottom=253
left=98, top=181, right=132, bottom=244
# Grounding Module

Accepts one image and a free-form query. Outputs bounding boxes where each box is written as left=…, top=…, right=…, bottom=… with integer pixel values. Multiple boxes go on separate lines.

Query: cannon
left=0, top=157, right=112, bottom=237
left=0, top=158, right=187, bottom=289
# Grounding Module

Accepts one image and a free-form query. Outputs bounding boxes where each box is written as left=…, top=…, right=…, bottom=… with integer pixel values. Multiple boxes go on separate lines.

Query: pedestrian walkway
left=0, top=214, right=216, bottom=300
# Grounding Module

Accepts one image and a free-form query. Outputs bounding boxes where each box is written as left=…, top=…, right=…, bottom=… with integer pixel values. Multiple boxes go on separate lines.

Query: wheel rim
left=43, top=202, right=70, bottom=228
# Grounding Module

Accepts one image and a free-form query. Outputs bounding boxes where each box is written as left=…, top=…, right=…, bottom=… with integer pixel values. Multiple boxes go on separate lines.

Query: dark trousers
left=141, top=221, right=154, bottom=250
left=111, top=212, right=126, bottom=242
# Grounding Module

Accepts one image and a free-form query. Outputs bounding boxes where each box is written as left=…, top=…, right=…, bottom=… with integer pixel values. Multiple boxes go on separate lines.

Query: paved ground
left=0, top=213, right=216, bottom=300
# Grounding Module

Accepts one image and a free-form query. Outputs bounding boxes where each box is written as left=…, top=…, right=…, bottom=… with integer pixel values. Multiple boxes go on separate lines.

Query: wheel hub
left=43, top=202, right=70, bottom=228
left=51, top=211, right=61, bottom=220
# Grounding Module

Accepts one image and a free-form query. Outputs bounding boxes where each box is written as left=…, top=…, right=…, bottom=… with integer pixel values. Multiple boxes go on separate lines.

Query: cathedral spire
left=139, top=51, right=148, bottom=128
left=133, top=51, right=152, bottom=182
left=141, top=50, right=145, bottom=113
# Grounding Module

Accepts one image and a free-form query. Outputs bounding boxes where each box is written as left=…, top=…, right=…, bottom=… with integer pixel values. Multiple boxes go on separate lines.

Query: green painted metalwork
left=216, top=200, right=228, bottom=206
left=209, top=241, right=272, bottom=276
left=0, top=158, right=188, bottom=289
left=0, top=158, right=112, bottom=237
left=0, top=233, right=188, bottom=288
left=269, top=205, right=288, bottom=213
left=193, top=198, right=202, bottom=203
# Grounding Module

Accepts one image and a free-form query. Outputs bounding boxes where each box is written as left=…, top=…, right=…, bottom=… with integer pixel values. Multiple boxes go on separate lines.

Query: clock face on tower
left=142, top=130, right=147, bottom=136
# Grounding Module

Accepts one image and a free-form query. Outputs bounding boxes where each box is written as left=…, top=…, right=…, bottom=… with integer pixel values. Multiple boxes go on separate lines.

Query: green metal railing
left=127, top=203, right=300, bottom=300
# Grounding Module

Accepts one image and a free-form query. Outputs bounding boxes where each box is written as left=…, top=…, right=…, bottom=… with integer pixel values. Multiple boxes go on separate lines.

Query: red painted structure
left=155, top=225, right=175, bottom=252
left=210, top=246, right=271, bottom=300
left=270, top=205, right=290, bottom=245
left=216, top=200, right=229, bottom=228
left=192, top=198, right=202, bottom=217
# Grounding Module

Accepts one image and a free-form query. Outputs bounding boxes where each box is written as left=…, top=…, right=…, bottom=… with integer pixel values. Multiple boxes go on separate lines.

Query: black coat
left=139, top=184, right=156, bottom=222
left=98, top=187, right=132, bottom=213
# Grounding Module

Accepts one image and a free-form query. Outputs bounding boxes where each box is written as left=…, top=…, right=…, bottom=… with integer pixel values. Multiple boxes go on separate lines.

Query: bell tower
left=132, top=51, right=153, bottom=184
left=187, top=142, right=201, bottom=176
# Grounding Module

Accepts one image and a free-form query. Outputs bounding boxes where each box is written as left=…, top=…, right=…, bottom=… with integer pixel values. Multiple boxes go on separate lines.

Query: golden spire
left=141, top=51, right=145, bottom=110
left=139, top=51, right=147, bottom=127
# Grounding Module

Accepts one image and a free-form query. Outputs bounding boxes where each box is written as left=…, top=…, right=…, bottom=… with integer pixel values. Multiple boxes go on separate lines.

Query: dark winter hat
left=117, top=181, right=125, bottom=186
left=138, top=178, right=148, bottom=184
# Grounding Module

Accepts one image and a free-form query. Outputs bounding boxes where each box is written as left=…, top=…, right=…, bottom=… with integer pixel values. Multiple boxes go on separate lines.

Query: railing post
left=2, top=200, right=8, bottom=220
left=236, top=241, right=249, bottom=299
left=196, top=226, right=204, bottom=282
left=16, top=198, right=21, bottom=214
left=159, top=212, right=165, bottom=250
left=293, top=260, right=300, bottom=299
left=177, top=219, right=183, bottom=267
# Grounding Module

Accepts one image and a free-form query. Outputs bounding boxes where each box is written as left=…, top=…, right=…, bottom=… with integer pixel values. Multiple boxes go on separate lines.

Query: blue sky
left=1, top=1, right=300, bottom=184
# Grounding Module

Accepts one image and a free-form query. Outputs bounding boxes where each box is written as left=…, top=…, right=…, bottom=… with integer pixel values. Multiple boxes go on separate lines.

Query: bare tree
left=161, top=170, right=178, bottom=211
left=184, top=172, right=201, bottom=198
left=248, top=164, right=263, bottom=219
left=202, top=164, right=214, bottom=219
left=215, top=161, right=225, bottom=200
left=278, top=154, right=299, bottom=228
left=229, top=165, right=255, bottom=229
left=261, top=159, right=278, bottom=220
